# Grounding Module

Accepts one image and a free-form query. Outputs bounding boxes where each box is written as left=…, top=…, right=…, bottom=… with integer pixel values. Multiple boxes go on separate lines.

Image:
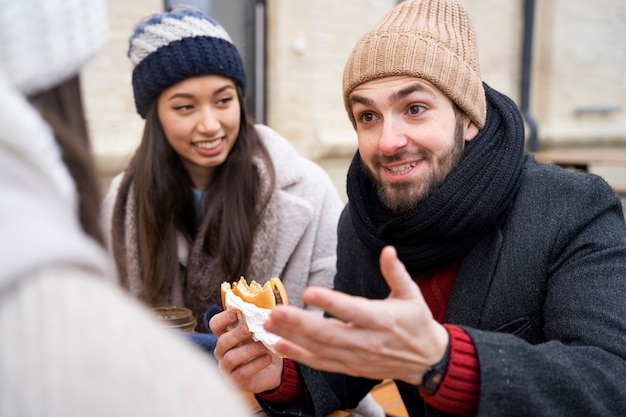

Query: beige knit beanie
left=343, top=0, right=486, bottom=129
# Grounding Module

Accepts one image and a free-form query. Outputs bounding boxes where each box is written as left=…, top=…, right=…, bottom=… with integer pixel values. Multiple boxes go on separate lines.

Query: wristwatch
left=418, top=343, right=450, bottom=395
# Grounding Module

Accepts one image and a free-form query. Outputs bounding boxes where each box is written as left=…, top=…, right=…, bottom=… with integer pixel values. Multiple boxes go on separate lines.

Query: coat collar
left=270, top=189, right=315, bottom=275
left=255, top=125, right=314, bottom=275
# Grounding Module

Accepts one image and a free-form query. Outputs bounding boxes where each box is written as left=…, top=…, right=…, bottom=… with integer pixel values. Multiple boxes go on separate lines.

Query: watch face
left=419, top=368, right=444, bottom=395
left=429, top=372, right=443, bottom=387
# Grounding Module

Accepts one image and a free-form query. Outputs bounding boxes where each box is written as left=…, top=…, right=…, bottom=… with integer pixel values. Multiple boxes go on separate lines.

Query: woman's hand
left=264, top=246, right=449, bottom=385
left=209, top=310, right=283, bottom=393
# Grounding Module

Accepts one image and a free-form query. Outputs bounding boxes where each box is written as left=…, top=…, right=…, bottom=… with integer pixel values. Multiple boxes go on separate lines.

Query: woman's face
left=157, top=75, right=241, bottom=190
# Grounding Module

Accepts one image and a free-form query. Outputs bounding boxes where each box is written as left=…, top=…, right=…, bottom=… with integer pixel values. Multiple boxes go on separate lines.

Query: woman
left=100, top=5, right=344, bottom=332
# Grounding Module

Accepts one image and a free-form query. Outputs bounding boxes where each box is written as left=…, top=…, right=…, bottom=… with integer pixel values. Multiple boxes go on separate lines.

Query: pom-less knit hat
left=343, top=0, right=486, bottom=129
left=128, top=5, right=246, bottom=118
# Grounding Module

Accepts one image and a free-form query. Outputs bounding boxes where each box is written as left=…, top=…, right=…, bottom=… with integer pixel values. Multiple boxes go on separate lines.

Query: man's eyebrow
left=349, top=95, right=373, bottom=107
left=390, top=83, right=436, bottom=104
left=349, top=82, right=436, bottom=108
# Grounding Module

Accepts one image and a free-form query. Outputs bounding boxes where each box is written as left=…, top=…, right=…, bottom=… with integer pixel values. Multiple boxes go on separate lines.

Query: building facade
left=82, top=0, right=626, bottom=189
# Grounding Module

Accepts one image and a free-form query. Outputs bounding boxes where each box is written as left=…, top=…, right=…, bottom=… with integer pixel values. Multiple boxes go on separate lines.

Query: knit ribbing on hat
left=128, top=8, right=246, bottom=118
left=342, top=0, right=486, bottom=130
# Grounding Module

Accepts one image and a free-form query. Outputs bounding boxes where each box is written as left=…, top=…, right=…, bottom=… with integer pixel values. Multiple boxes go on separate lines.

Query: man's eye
left=358, top=112, right=377, bottom=123
left=408, top=104, right=425, bottom=115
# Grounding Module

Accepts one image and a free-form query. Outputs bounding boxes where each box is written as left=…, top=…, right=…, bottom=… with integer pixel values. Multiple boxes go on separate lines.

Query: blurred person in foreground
left=210, top=0, right=626, bottom=416
left=0, top=1, right=252, bottom=416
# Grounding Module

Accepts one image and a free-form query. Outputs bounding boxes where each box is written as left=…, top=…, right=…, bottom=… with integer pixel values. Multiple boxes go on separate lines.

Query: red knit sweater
left=259, top=262, right=480, bottom=416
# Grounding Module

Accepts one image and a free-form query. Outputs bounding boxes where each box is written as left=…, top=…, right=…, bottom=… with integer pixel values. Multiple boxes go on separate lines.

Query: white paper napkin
left=224, top=290, right=282, bottom=353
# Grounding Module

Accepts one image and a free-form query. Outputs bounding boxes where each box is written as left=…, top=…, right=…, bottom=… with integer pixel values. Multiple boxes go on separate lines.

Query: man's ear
left=464, top=117, right=480, bottom=142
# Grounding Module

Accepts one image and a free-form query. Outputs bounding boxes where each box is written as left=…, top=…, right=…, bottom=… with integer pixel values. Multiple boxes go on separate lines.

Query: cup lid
left=152, top=306, right=197, bottom=328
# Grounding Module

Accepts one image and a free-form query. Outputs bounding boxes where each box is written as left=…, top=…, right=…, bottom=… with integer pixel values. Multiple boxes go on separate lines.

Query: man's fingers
left=289, top=287, right=390, bottom=332
left=265, top=305, right=345, bottom=342
left=266, top=306, right=365, bottom=352
left=380, top=246, right=423, bottom=301
left=273, top=338, right=357, bottom=376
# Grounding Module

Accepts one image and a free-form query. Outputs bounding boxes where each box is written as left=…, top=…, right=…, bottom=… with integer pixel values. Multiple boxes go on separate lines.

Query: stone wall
left=82, top=0, right=626, bottom=193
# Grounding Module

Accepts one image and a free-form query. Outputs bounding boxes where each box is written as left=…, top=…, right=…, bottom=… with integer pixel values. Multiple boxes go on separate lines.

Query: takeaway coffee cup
left=152, top=306, right=197, bottom=333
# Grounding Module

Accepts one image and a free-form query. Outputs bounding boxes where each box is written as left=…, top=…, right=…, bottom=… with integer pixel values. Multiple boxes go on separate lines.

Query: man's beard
left=364, top=117, right=466, bottom=214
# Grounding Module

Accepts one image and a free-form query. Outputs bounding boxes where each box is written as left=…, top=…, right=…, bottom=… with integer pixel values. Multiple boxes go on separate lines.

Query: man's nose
left=378, top=116, right=408, bottom=154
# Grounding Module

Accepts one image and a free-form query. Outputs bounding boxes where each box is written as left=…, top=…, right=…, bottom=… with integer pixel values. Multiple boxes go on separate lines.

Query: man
left=210, top=0, right=626, bottom=416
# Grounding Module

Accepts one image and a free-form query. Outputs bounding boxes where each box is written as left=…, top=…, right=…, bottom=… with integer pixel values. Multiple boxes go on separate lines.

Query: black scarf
left=346, top=83, right=526, bottom=276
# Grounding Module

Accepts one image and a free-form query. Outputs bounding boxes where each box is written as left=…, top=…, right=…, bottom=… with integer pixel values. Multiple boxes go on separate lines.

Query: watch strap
left=418, top=342, right=451, bottom=395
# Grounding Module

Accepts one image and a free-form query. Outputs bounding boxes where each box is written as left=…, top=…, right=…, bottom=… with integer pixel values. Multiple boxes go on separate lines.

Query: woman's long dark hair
left=29, top=76, right=104, bottom=246
left=117, top=86, right=276, bottom=305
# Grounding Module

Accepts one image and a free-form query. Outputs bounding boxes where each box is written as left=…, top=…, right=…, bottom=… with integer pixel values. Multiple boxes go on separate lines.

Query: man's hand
left=264, top=246, right=449, bottom=385
left=209, top=310, right=283, bottom=393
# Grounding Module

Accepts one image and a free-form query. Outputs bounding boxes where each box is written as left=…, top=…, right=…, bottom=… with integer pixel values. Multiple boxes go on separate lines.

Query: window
left=164, top=0, right=266, bottom=122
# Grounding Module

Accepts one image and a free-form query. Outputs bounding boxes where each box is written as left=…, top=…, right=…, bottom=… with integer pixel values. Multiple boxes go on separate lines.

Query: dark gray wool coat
left=291, top=156, right=626, bottom=417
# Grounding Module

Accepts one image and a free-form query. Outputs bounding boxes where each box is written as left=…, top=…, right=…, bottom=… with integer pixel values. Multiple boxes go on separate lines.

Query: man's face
left=349, top=76, right=479, bottom=213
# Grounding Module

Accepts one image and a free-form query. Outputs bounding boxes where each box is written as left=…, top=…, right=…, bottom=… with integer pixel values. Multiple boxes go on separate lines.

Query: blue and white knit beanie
left=128, top=5, right=247, bottom=118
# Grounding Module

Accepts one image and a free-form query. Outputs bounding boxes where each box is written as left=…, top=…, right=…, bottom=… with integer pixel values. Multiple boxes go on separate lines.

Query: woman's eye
left=216, top=96, right=234, bottom=106
left=408, top=104, right=425, bottom=115
left=173, top=105, right=192, bottom=112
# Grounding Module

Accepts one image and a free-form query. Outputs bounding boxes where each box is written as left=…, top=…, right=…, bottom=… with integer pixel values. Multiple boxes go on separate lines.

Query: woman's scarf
left=185, top=154, right=277, bottom=326
left=346, top=83, right=526, bottom=276
left=111, top=152, right=277, bottom=329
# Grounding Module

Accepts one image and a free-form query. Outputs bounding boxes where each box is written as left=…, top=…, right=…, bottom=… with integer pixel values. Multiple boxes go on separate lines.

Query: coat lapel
left=445, top=227, right=504, bottom=327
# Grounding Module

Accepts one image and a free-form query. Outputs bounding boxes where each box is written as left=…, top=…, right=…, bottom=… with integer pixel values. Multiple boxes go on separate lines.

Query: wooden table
left=243, top=391, right=356, bottom=416
left=241, top=379, right=408, bottom=417
left=532, top=151, right=626, bottom=173
left=370, top=379, right=409, bottom=417
left=532, top=152, right=626, bottom=191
